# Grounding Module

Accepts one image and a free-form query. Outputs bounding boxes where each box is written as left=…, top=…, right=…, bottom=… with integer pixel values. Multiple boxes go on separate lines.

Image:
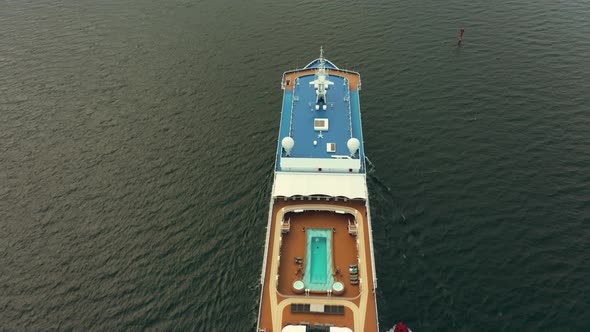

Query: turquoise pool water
left=310, top=237, right=327, bottom=284
left=303, top=229, right=334, bottom=291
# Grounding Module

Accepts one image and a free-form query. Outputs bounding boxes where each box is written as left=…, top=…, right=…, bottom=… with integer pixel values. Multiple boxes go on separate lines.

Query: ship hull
left=257, top=52, right=378, bottom=332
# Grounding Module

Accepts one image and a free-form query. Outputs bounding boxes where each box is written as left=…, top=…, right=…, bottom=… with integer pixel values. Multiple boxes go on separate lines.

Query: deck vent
left=314, top=118, right=329, bottom=131
left=326, top=143, right=336, bottom=153
left=310, top=304, right=325, bottom=313
left=290, top=304, right=345, bottom=315
left=291, top=303, right=310, bottom=313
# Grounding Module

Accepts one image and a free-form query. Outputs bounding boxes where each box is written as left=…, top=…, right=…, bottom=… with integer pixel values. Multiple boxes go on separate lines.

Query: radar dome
left=282, top=136, right=295, bottom=155
left=347, top=138, right=360, bottom=156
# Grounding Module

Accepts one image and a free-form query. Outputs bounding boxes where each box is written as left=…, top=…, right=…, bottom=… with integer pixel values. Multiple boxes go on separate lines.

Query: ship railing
left=289, top=78, right=298, bottom=136
left=346, top=86, right=353, bottom=138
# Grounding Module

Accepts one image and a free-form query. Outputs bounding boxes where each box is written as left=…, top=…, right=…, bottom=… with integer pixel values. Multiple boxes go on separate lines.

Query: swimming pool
left=310, top=236, right=327, bottom=283
left=303, top=229, right=334, bottom=291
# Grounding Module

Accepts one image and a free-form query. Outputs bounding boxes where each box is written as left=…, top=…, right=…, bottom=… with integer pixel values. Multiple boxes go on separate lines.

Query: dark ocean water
left=1, top=0, right=589, bottom=330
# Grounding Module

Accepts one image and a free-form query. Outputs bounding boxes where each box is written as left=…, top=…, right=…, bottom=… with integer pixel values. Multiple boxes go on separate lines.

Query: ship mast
left=310, top=46, right=334, bottom=107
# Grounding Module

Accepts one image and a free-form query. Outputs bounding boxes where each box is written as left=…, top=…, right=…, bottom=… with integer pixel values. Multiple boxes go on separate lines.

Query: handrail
left=289, top=79, right=298, bottom=137
left=346, top=83, right=353, bottom=138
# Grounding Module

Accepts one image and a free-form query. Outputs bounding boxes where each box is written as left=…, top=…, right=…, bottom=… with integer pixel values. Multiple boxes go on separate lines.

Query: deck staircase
left=347, top=218, right=357, bottom=236
left=281, top=218, right=291, bottom=234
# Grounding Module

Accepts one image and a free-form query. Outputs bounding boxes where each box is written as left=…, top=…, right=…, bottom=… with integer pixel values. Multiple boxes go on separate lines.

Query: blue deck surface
left=276, top=61, right=366, bottom=173
left=287, top=74, right=351, bottom=159
left=350, top=91, right=365, bottom=171
left=279, top=91, right=293, bottom=142
left=276, top=90, right=293, bottom=171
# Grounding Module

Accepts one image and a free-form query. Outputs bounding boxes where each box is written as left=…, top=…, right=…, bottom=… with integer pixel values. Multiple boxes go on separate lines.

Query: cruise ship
left=256, top=49, right=379, bottom=332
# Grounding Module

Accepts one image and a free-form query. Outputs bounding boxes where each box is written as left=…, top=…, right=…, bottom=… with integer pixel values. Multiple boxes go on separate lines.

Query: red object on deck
left=394, top=322, right=409, bottom=332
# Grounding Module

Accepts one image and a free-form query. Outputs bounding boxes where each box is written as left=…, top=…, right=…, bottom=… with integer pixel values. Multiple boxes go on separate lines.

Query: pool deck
left=278, top=212, right=360, bottom=298
left=258, top=199, right=378, bottom=331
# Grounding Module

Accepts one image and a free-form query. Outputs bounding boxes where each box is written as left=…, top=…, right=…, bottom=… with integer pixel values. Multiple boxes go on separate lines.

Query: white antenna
left=310, top=46, right=333, bottom=104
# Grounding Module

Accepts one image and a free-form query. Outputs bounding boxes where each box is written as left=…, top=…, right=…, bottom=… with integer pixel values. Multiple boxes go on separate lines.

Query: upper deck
left=276, top=55, right=366, bottom=174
